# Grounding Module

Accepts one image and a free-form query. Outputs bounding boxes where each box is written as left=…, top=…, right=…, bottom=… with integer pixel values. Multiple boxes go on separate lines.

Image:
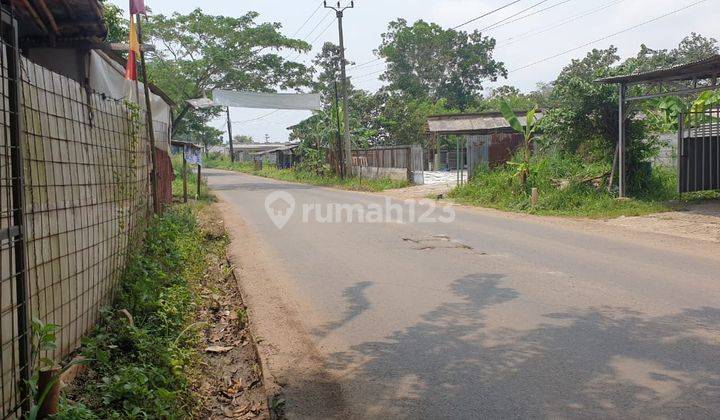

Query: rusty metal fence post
left=0, top=7, right=32, bottom=416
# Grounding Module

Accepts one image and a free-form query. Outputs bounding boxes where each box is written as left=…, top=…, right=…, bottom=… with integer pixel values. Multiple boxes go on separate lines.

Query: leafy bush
left=450, top=154, right=676, bottom=218
left=60, top=207, right=207, bottom=418
left=170, top=154, right=214, bottom=201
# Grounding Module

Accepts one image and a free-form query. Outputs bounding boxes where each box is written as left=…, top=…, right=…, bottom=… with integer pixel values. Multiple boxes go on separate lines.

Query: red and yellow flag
left=124, top=18, right=141, bottom=80
left=130, top=0, right=146, bottom=15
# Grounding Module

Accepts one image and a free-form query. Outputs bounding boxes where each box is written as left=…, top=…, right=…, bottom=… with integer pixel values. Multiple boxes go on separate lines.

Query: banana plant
left=500, top=100, right=538, bottom=187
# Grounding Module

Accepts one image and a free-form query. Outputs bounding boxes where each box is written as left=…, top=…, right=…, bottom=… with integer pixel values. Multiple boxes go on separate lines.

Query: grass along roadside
left=448, top=155, right=719, bottom=219
left=172, top=154, right=214, bottom=202
left=56, top=203, right=269, bottom=418
left=204, top=155, right=409, bottom=192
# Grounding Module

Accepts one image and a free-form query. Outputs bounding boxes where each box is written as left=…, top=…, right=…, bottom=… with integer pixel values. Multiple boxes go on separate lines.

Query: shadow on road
left=285, top=273, right=720, bottom=418
left=313, top=281, right=374, bottom=338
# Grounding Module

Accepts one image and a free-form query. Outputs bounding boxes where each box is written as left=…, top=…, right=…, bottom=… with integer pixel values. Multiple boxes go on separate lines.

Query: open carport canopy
left=597, top=54, right=720, bottom=197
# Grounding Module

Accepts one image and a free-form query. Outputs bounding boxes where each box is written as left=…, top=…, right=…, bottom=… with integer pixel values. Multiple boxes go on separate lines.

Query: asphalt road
left=206, top=169, right=720, bottom=419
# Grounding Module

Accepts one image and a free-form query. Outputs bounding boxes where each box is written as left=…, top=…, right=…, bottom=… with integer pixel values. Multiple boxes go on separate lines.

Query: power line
left=346, top=0, right=544, bottom=73
left=498, top=0, right=626, bottom=46
left=481, top=0, right=574, bottom=32
left=232, top=110, right=283, bottom=124
left=347, top=59, right=385, bottom=75
left=350, top=68, right=384, bottom=82
left=308, top=17, right=336, bottom=47
left=452, top=0, right=524, bottom=30
left=479, top=0, right=552, bottom=32
left=509, top=0, right=709, bottom=74
left=301, top=12, right=333, bottom=43
left=291, top=1, right=324, bottom=37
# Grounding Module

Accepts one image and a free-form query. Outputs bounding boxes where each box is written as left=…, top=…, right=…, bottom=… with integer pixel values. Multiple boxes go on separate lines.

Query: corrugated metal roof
left=427, top=112, right=542, bottom=134
left=597, top=54, right=720, bottom=85
left=13, top=0, right=107, bottom=44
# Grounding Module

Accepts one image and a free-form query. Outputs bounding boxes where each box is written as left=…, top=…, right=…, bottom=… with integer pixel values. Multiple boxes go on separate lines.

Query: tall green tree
left=143, top=9, right=314, bottom=137
left=312, top=42, right=357, bottom=106
left=541, top=47, right=632, bottom=161
left=377, top=19, right=506, bottom=110
left=233, top=135, right=254, bottom=144
left=100, top=0, right=128, bottom=44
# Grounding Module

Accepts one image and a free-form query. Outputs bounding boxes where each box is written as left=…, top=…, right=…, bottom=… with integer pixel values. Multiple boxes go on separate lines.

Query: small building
left=251, top=143, right=301, bottom=168
left=427, top=112, right=540, bottom=177
left=231, top=143, right=290, bottom=162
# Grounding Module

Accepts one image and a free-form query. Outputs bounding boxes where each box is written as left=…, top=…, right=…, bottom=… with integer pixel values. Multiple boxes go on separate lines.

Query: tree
left=233, top=135, right=254, bottom=144
left=176, top=112, right=224, bottom=153
left=540, top=47, right=629, bottom=161
left=100, top=0, right=128, bottom=44
left=485, top=85, right=540, bottom=112
left=377, top=19, right=506, bottom=110
left=143, top=9, right=314, bottom=136
left=312, top=42, right=356, bottom=106
left=673, top=32, right=719, bottom=63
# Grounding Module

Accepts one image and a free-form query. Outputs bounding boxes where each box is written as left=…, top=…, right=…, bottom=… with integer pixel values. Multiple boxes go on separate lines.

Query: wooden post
left=38, top=368, right=60, bottom=418
left=182, top=148, right=188, bottom=203
left=531, top=187, right=539, bottom=207
left=197, top=164, right=202, bottom=199
left=618, top=83, right=627, bottom=198
left=137, top=15, right=160, bottom=213
left=226, top=107, right=235, bottom=162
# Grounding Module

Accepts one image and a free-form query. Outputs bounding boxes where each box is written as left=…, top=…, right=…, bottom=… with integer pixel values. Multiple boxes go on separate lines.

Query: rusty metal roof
left=427, top=112, right=542, bottom=134
left=12, top=0, right=107, bottom=45
left=597, top=54, right=720, bottom=85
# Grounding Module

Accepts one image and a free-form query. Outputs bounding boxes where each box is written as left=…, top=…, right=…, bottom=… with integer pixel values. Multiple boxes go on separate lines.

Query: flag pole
left=136, top=12, right=160, bottom=214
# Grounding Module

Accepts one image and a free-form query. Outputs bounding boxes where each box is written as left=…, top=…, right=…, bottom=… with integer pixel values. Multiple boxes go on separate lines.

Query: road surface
left=206, top=169, right=720, bottom=419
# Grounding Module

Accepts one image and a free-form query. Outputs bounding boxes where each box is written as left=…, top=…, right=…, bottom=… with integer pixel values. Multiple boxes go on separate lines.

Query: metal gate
left=0, top=8, right=31, bottom=418
left=678, top=107, right=720, bottom=193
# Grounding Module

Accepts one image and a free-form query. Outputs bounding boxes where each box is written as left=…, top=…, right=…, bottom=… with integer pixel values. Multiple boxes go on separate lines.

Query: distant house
left=232, top=143, right=296, bottom=163
left=254, top=143, right=301, bottom=168
left=427, top=112, right=542, bottom=177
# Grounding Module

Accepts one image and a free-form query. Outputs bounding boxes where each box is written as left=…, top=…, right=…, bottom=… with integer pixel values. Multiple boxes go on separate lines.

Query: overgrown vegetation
left=450, top=153, right=718, bottom=218
left=170, top=154, right=214, bottom=202
left=204, top=155, right=409, bottom=192
left=58, top=206, right=213, bottom=418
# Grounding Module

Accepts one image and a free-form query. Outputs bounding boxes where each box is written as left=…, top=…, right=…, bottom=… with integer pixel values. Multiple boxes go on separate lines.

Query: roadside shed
left=427, top=112, right=540, bottom=178
left=252, top=143, right=301, bottom=168
left=598, top=55, right=720, bottom=196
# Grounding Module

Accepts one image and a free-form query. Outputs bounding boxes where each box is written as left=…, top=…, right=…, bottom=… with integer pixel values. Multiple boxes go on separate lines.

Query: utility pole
left=325, top=1, right=354, bottom=178
left=226, top=107, right=235, bottom=162
left=333, top=80, right=345, bottom=178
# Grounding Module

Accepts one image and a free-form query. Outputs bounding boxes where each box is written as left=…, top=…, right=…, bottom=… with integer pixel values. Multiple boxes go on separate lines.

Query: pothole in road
left=402, top=235, right=474, bottom=251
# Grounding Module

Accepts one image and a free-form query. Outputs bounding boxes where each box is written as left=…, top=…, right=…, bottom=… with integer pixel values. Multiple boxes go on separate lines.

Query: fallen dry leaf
left=205, top=345, right=235, bottom=354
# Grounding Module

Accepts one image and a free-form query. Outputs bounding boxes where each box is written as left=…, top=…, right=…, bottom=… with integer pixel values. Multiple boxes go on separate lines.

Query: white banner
left=212, top=89, right=322, bottom=111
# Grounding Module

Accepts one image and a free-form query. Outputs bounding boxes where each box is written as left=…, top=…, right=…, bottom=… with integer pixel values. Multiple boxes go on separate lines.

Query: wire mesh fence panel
left=19, top=57, right=150, bottom=366
left=0, top=9, right=29, bottom=417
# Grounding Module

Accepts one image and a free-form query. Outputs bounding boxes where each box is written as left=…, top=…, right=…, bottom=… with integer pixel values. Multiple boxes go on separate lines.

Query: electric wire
left=508, top=0, right=709, bottom=74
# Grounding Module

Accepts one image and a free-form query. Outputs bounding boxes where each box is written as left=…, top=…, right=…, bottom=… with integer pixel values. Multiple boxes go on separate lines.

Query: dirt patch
left=194, top=206, right=270, bottom=419
left=604, top=200, right=720, bottom=243
left=381, top=183, right=455, bottom=200
left=212, top=201, right=353, bottom=419
left=402, top=235, right=473, bottom=251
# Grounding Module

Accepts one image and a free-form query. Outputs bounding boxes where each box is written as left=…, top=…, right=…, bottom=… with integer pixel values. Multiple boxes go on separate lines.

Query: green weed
left=203, top=155, right=409, bottom=192
left=59, top=206, right=215, bottom=418
left=450, top=154, right=718, bottom=218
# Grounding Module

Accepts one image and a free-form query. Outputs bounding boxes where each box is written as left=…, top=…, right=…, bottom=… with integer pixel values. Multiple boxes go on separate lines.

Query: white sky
left=108, top=0, right=720, bottom=142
